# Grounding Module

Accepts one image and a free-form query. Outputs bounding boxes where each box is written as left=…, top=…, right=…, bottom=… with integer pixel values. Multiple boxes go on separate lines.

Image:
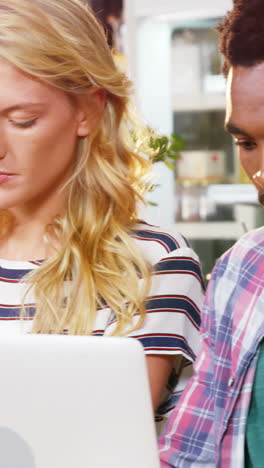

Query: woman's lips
left=0, top=173, right=15, bottom=183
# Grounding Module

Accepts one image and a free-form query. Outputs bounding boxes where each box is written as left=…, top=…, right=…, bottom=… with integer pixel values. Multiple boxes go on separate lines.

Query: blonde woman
left=0, top=0, right=204, bottom=432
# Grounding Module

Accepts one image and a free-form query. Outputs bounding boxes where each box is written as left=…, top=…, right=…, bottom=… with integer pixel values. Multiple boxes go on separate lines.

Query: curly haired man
left=159, top=0, right=264, bottom=466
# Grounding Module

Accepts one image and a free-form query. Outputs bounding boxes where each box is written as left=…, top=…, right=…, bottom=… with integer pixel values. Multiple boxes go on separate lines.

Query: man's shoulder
left=238, top=225, right=264, bottom=244
left=214, top=226, right=264, bottom=280
left=224, top=226, right=264, bottom=260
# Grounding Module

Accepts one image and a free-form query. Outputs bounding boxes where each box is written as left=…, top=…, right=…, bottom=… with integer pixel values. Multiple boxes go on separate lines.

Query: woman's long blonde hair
left=0, top=0, right=151, bottom=335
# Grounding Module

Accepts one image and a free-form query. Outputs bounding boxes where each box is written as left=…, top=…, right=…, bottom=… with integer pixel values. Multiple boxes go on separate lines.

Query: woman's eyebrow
left=0, top=102, right=46, bottom=114
left=225, top=121, right=251, bottom=137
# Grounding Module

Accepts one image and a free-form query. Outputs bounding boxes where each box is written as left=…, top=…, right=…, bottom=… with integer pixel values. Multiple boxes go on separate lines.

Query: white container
left=176, top=185, right=216, bottom=222
left=177, top=150, right=226, bottom=185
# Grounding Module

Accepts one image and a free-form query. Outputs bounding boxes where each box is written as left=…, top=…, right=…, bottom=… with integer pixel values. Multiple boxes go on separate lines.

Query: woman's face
left=0, top=58, right=93, bottom=215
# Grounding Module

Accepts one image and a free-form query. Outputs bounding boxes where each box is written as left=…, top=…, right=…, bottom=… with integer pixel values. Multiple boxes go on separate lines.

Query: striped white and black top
left=0, top=223, right=205, bottom=430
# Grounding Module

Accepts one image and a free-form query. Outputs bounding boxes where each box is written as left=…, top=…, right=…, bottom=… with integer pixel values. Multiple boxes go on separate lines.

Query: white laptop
left=0, top=335, right=160, bottom=468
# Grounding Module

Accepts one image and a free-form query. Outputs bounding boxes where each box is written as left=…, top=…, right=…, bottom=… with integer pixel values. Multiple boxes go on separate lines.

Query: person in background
left=159, top=0, right=264, bottom=464
left=90, top=0, right=123, bottom=50
left=0, top=0, right=204, bottom=433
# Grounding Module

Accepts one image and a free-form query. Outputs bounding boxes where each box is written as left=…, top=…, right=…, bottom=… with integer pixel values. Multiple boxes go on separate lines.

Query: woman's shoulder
left=130, top=221, right=198, bottom=266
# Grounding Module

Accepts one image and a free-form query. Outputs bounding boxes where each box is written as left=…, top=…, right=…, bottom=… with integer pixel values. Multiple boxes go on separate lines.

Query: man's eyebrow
left=0, top=103, right=46, bottom=114
left=225, top=122, right=251, bottom=137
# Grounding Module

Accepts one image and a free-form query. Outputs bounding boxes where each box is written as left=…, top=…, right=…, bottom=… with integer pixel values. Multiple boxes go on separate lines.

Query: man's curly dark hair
left=218, top=0, right=264, bottom=76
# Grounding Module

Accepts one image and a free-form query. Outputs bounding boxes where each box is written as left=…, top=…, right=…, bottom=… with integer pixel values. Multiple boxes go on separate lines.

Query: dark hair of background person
left=217, top=0, right=264, bottom=76
left=90, top=0, right=123, bottom=47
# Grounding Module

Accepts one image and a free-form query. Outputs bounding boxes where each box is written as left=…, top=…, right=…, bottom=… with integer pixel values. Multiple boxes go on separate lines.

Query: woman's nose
left=0, top=128, right=7, bottom=159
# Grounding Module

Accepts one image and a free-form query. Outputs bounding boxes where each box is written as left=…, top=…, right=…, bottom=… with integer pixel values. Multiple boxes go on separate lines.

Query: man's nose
left=253, top=148, right=264, bottom=189
left=252, top=170, right=264, bottom=188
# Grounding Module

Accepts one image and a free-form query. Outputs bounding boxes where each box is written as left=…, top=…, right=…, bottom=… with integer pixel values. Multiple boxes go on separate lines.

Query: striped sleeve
left=130, top=247, right=204, bottom=361
left=106, top=225, right=205, bottom=362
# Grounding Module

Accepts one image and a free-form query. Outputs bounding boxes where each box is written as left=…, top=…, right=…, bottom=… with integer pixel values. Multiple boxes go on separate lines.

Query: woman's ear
left=76, top=87, right=106, bottom=137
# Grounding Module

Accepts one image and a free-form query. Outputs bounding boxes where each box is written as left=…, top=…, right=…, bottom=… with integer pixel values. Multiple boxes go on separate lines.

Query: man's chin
left=258, top=192, right=264, bottom=206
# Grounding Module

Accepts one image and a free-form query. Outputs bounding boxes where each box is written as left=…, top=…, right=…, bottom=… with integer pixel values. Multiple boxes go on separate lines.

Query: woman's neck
left=0, top=210, right=58, bottom=261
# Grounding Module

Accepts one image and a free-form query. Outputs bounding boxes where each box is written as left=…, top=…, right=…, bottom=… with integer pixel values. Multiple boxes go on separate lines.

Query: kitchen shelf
left=175, top=221, right=246, bottom=240
left=130, top=0, right=232, bottom=20
left=172, top=93, right=226, bottom=112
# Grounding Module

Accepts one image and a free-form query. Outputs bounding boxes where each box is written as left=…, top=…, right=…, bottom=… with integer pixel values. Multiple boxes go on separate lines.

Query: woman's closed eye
left=234, top=139, right=257, bottom=151
left=9, top=118, right=37, bottom=128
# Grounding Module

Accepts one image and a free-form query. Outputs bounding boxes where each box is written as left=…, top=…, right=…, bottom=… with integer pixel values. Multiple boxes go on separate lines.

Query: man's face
left=225, top=64, right=264, bottom=205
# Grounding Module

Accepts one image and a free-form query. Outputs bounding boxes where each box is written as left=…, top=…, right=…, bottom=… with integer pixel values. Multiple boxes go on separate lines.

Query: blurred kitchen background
left=90, top=0, right=264, bottom=278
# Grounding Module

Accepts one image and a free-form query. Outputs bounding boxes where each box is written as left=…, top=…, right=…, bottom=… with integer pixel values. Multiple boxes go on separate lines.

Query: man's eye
left=9, top=119, right=37, bottom=128
left=235, top=140, right=257, bottom=151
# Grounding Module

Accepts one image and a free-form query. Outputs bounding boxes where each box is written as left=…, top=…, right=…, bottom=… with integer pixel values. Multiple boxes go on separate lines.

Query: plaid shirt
left=159, top=227, right=264, bottom=467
